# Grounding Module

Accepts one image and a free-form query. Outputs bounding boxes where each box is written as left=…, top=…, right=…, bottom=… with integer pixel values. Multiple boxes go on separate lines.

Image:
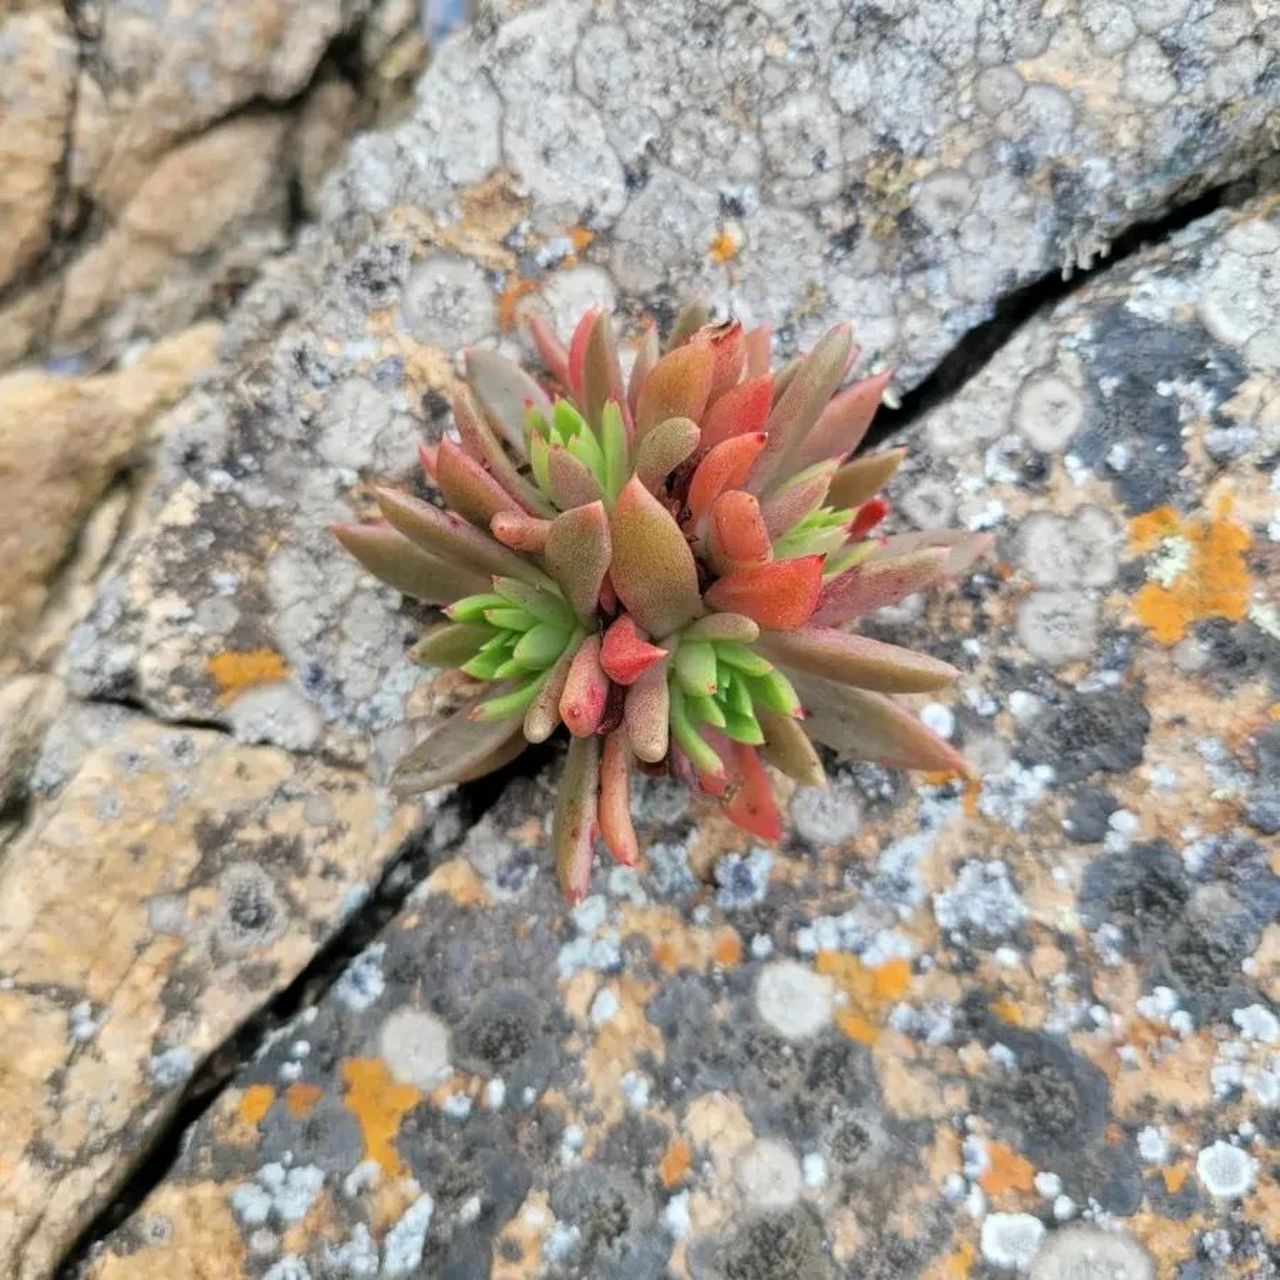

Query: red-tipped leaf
left=560, top=632, right=609, bottom=737
left=600, top=614, right=667, bottom=685
left=704, top=557, right=823, bottom=631
left=436, top=438, right=523, bottom=529
left=634, top=343, right=715, bottom=442
left=699, top=375, right=773, bottom=451
left=490, top=510, right=551, bottom=554
left=687, top=432, right=768, bottom=525
left=811, top=547, right=952, bottom=626
left=709, top=490, right=772, bottom=570
left=758, top=624, right=960, bottom=692
left=793, top=368, right=893, bottom=469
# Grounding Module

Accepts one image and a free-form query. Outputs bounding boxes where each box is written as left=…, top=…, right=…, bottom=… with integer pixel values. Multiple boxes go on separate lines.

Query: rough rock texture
left=0, top=2, right=1278, bottom=1279
left=0, top=705, right=438, bottom=1280
left=0, top=323, right=221, bottom=659
left=78, top=191, right=1280, bottom=1280
left=64, top=0, right=1280, bottom=757
left=0, top=0, right=425, bottom=368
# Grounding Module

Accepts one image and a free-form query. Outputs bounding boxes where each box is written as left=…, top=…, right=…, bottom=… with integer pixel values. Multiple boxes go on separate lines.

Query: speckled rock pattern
left=62, top=0, right=1280, bottom=759
left=78, top=193, right=1280, bottom=1279
left=0, top=0, right=424, bottom=367
left=0, top=705, right=440, bottom=1280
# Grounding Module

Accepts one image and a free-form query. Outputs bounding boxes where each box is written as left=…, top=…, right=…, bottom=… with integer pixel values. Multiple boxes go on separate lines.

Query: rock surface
left=0, top=0, right=425, bottom=368
left=0, top=1, right=1277, bottom=1279
left=63, top=0, right=1280, bottom=755
left=78, top=190, right=1280, bottom=1279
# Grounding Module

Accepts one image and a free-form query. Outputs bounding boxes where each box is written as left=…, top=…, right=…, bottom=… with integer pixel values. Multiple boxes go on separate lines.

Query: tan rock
left=0, top=323, right=221, bottom=650
left=0, top=674, right=63, bottom=811
left=0, top=6, right=78, bottom=291
left=0, top=707, right=422, bottom=1280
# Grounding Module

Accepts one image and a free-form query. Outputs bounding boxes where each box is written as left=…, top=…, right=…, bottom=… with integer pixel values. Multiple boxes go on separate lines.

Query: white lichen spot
left=542, top=1222, right=581, bottom=1263
left=233, top=1163, right=324, bottom=1227
left=334, top=943, right=386, bottom=1012
left=378, top=1008, right=452, bottom=1088
left=754, top=960, right=835, bottom=1041
left=790, top=779, right=863, bottom=846
left=149, top=1046, right=194, bottom=1088
left=1014, top=374, right=1084, bottom=452
left=979, top=761, right=1054, bottom=831
left=263, top=1256, right=310, bottom=1280
left=1029, top=1224, right=1154, bottom=1279
left=714, top=847, right=774, bottom=908
left=1016, top=591, right=1098, bottom=666
left=663, top=1190, right=692, bottom=1240
left=735, top=1139, right=802, bottom=1210
left=920, top=703, right=956, bottom=740
left=933, top=861, right=1028, bottom=939
left=1136, top=1126, right=1169, bottom=1164
left=322, top=1223, right=379, bottom=1278
left=442, top=1092, right=473, bottom=1120
left=483, top=1078, right=507, bottom=1110
left=1233, top=1004, right=1280, bottom=1045
left=981, top=1212, right=1046, bottom=1271
left=802, top=1152, right=829, bottom=1188
left=620, top=1070, right=651, bottom=1110
left=342, top=1160, right=381, bottom=1199
left=1196, top=1140, right=1257, bottom=1199
left=383, top=1193, right=435, bottom=1276
left=589, top=987, right=620, bottom=1026
left=1146, top=535, right=1192, bottom=588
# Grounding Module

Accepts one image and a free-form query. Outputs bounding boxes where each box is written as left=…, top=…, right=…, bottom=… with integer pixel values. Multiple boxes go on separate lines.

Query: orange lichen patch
left=285, top=1082, right=324, bottom=1119
left=925, top=1240, right=975, bottom=1280
left=237, top=1083, right=275, bottom=1129
left=979, top=1142, right=1036, bottom=1196
left=709, top=228, right=741, bottom=263
left=568, top=225, right=595, bottom=252
left=660, top=1136, right=693, bottom=1189
left=339, top=1058, right=422, bottom=1177
left=1270, top=703, right=1280, bottom=722
left=1162, top=1161, right=1191, bottom=1194
left=424, top=857, right=490, bottom=907
left=1129, top=502, right=1252, bottom=644
left=817, top=952, right=913, bottom=1045
left=710, top=927, right=743, bottom=968
left=990, top=997, right=1025, bottom=1026
left=498, top=276, right=539, bottom=330
left=206, top=648, right=288, bottom=702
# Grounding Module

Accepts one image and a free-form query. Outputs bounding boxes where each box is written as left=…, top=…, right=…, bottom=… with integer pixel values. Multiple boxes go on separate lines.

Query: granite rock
left=79, top=189, right=1280, bottom=1280
left=0, top=706, right=434, bottom=1280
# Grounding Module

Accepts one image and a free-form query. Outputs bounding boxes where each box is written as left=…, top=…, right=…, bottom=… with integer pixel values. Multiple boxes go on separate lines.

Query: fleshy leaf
left=600, top=401, right=629, bottom=501
left=600, top=614, right=667, bottom=685
left=750, top=324, right=852, bottom=493
left=523, top=640, right=579, bottom=742
left=566, top=307, right=600, bottom=400
left=490, top=510, right=551, bottom=554
left=624, top=659, right=669, bottom=763
left=453, top=386, right=552, bottom=514
left=669, top=687, right=724, bottom=777
left=545, top=502, right=611, bottom=622
left=333, top=521, right=489, bottom=603
left=547, top=444, right=605, bottom=511
left=524, top=311, right=571, bottom=387
left=465, top=348, right=552, bottom=453
left=627, top=322, right=660, bottom=419
left=665, top=300, right=710, bottom=351
left=512, top=622, right=572, bottom=670
left=471, top=671, right=549, bottom=720
left=583, top=311, right=625, bottom=430
left=873, top=530, right=995, bottom=577
left=708, top=490, right=772, bottom=570
left=554, top=732, right=599, bottom=903
left=719, top=740, right=782, bottom=841
left=758, top=624, right=960, bottom=692
left=811, top=547, right=952, bottom=627
left=410, top=622, right=491, bottom=667
left=493, top=577, right=576, bottom=628
left=760, top=461, right=837, bottom=538
left=609, top=476, right=703, bottom=637
left=704, top=557, right=823, bottom=631
left=692, top=319, right=746, bottom=397
left=600, top=730, right=639, bottom=867
left=682, top=612, right=760, bottom=644
left=391, top=695, right=525, bottom=795
left=436, top=438, right=523, bottom=529
left=635, top=416, right=700, bottom=492
left=634, top=344, right=715, bottom=443
left=687, top=432, right=768, bottom=525
left=560, top=632, right=609, bottom=737
left=758, top=707, right=825, bottom=786
left=376, top=487, right=556, bottom=590
left=790, top=673, right=970, bottom=773
left=793, top=369, right=893, bottom=469
left=827, top=447, right=908, bottom=510
left=674, top=640, right=718, bottom=698
left=699, top=375, right=773, bottom=451
left=743, top=324, right=772, bottom=379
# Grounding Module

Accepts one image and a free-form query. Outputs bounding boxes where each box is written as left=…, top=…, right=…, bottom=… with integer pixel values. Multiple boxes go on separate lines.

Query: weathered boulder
left=78, top=185, right=1280, bottom=1280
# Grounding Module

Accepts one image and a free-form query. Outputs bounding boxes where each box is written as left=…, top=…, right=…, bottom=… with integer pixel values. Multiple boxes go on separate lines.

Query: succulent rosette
left=336, top=304, right=990, bottom=900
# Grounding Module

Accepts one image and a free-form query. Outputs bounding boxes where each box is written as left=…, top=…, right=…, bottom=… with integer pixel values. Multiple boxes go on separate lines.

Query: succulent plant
left=335, top=303, right=990, bottom=901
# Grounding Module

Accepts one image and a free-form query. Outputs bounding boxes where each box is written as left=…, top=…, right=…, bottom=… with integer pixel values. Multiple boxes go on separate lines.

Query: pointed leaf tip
left=600, top=614, right=667, bottom=685
left=609, top=476, right=703, bottom=638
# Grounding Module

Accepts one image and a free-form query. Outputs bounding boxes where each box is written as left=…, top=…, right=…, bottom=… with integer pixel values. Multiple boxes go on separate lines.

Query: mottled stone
left=0, top=707, right=424, bottom=1279
left=0, top=323, right=221, bottom=658
left=82, top=178, right=1280, bottom=1280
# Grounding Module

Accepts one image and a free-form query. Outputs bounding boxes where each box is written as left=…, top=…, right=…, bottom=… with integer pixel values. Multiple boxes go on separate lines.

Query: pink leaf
left=600, top=614, right=667, bottom=685
left=704, top=557, right=824, bottom=631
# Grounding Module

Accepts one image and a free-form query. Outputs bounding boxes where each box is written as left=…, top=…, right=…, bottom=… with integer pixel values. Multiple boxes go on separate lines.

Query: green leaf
left=722, top=709, right=765, bottom=745
left=758, top=707, right=825, bottom=786
left=669, top=687, right=724, bottom=776
left=461, top=648, right=511, bottom=680
left=483, top=607, right=535, bottom=631
left=473, top=671, right=550, bottom=721
left=722, top=669, right=753, bottom=717
left=674, top=639, right=718, bottom=698
left=409, top=623, right=491, bottom=668
left=492, top=578, right=576, bottom=628
left=683, top=612, right=760, bottom=644
left=746, top=669, right=802, bottom=717
left=687, top=693, right=726, bottom=729
left=523, top=635, right=582, bottom=743
left=545, top=502, right=611, bottom=622
left=529, top=432, right=552, bottom=496
left=600, top=400, right=629, bottom=502
left=714, top=643, right=773, bottom=677
left=513, top=622, right=571, bottom=670
left=446, top=592, right=509, bottom=622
